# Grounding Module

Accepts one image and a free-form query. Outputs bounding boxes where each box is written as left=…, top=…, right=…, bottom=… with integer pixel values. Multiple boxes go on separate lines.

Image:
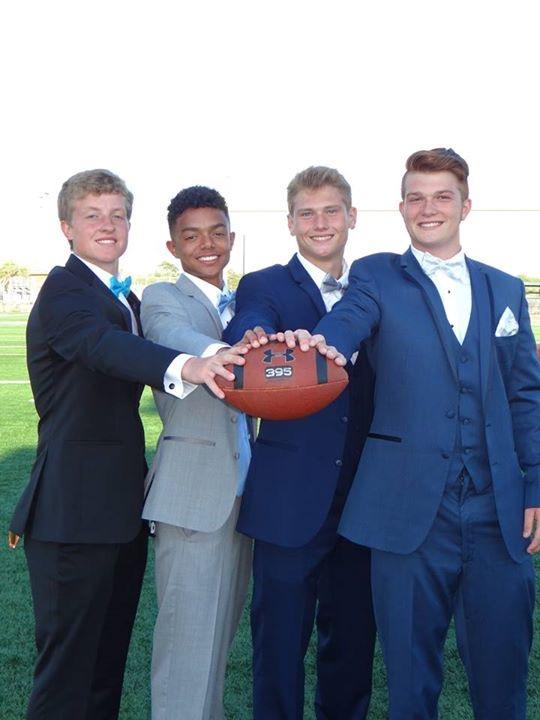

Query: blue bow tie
left=109, top=275, right=132, bottom=298
left=218, top=289, right=236, bottom=314
left=322, top=274, right=348, bottom=294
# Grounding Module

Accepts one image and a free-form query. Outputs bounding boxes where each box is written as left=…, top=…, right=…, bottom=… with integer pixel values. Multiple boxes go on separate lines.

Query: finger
left=242, top=330, right=260, bottom=348
left=219, top=352, right=246, bottom=366
left=8, top=531, right=20, bottom=549
left=212, top=362, right=237, bottom=381
left=205, top=376, right=225, bottom=399
left=274, top=331, right=286, bottom=343
left=253, top=326, right=270, bottom=344
left=523, top=509, right=533, bottom=538
left=308, top=333, right=326, bottom=347
left=527, top=526, right=540, bottom=554
left=283, top=330, right=297, bottom=348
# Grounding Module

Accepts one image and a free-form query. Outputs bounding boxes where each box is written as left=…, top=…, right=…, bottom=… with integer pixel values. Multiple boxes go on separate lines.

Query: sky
left=1, top=0, right=539, bottom=277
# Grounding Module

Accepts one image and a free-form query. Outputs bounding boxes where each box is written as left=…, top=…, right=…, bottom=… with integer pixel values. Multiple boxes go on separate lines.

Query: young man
left=303, top=149, right=540, bottom=719
left=140, top=186, right=252, bottom=720
left=224, top=167, right=376, bottom=719
left=8, top=170, right=246, bottom=720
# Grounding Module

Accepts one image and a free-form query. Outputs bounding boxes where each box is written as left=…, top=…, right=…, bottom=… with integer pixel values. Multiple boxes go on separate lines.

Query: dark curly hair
left=167, top=186, right=229, bottom=235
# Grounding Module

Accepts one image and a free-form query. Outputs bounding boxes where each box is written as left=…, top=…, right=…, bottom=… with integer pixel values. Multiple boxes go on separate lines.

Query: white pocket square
left=495, top=307, right=519, bottom=337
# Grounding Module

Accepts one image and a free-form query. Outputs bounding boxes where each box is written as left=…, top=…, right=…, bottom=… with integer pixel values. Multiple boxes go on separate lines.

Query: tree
left=0, top=262, right=29, bottom=291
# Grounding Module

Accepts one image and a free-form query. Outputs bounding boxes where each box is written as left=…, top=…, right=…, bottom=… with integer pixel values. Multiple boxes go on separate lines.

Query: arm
left=224, top=272, right=282, bottom=345
left=313, top=258, right=381, bottom=359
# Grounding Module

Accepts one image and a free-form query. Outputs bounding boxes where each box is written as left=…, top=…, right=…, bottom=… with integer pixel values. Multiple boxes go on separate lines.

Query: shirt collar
left=410, top=245, right=466, bottom=268
left=296, top=252, right=348, bottom=290
left=73, top=253, right=117, bottom=287
left=182, top=271, right=227, bottom=310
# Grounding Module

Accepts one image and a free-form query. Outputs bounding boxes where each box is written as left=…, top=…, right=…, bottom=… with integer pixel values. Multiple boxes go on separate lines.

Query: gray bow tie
left=322, top=274, right=348, bottom=293
left=422, top=255, right=466, bottom=283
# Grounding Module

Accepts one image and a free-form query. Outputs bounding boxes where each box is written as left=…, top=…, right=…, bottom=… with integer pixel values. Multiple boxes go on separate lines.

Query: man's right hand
left=280, top=329, right=347, bottom=365
left=237, top=326, right=276, bottom=348
left=182, top=345, right=248, bottom=399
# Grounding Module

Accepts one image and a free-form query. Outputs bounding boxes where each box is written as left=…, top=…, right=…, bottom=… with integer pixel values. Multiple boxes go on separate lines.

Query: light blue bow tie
left=218, top=289, right=236, bottom=314
left=422, top=255, right=466, bottom=283
left=322, top=274, right=348, bottom=293
left=109, top=275, right=132, bottom=298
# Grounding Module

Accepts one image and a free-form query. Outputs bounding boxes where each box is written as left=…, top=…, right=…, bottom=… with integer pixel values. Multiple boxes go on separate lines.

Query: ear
left=166, top=239, right=177, bottom=258
left=287, top=214, right=295, bottom=235
left=60, top=219, right=72, bottom=242
left=348, top=206, right=357, bottom=230
left=229, top=231, right=236, bottom=250
left=399, top=200, right=405, bottom=219
left=461, top=198, right=472, bottom=221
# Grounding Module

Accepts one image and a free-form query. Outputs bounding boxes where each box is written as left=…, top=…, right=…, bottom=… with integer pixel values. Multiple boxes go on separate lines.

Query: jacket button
left=168, top=383, right=175, bottom=390
left=233, top=452, right=240, bottom=460
left=442, top=452, right=450, bottom=459
left=335, top=459, right=343, bottom=467
left=462, top=417, right=471, bottom=425
left=231, top=416, right=238, bottom=423
left=460, top=354, right=469, bottom=363
left=341, top=416, right=348, bottom=423
left=446, top=410, right=455, bottom=419
left=464, top=447, right=471, bottom=454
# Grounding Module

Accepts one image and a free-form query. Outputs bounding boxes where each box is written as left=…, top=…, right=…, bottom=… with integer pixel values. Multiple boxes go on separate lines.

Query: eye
left=213, top=231, right=226, bottom=238
left=326, top=207, right=338, bottom=215
left=437, top=194, right=452, bottom=202
left=298, top=210, right=312, bottom=218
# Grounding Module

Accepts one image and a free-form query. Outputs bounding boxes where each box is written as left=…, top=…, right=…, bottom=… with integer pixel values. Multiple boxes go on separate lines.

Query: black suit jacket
left=10, top=255, right=179, bottom=543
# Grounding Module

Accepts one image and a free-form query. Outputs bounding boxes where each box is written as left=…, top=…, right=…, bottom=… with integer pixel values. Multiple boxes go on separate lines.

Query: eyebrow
left=296, top=204, right=341, bottom=212
left=406, top=189, right=456, bottom=197
left=180, top=223, right=227, bottom=232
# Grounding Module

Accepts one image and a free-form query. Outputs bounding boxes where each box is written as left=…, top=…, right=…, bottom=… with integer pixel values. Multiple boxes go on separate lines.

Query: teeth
left=311, top=236, right=332, bottom=241
left=97, top=239, right=115, bottom=244
left=419, top=222, right=441, bottom=228
left=199, top=255, right=218, bottom=262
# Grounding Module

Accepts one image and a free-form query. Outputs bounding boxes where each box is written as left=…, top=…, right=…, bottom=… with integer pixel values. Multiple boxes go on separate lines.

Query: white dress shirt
left=410, top=246, right=472, bottom=344
left=74, top=255, right=191, bottom=399
left=296, top=252, right=349, bottom=312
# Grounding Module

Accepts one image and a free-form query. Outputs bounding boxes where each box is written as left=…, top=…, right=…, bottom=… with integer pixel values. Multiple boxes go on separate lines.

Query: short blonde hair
left=287, top=166, right=352, bottom=214
left=58, top=169, right=134, bottom=222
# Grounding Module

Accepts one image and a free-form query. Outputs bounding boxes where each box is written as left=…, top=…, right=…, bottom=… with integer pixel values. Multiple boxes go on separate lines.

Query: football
left=216, top=340, right=349, bottom=420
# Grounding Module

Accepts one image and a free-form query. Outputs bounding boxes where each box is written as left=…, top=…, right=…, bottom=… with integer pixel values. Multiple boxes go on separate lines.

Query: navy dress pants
left=251, top=481, right=376, bottom=720
left=372, top=473, right=535, bottom=720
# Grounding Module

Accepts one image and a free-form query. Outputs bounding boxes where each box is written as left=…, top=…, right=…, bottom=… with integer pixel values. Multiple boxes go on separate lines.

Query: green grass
left=1, top=316, right=539, bottom=719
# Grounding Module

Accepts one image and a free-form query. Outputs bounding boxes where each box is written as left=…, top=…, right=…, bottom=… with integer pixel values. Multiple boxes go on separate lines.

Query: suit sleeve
left=141, top=283, right=223, bottom=355
left=315, top=259, right=381, bottom=359
left=223, top=272, right=282, bottom=344
left=39, top=271, right=178, bottom=389
left=506, top=286, right=540, bottom=507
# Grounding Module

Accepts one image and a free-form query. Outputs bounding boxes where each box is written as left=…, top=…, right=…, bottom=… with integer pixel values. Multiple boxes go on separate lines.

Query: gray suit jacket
left=140, top=275, right=243, bottom=532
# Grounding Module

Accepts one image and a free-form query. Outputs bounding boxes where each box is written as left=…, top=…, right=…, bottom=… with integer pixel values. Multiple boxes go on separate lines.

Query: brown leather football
left=216, top=340, right=349, bottom=420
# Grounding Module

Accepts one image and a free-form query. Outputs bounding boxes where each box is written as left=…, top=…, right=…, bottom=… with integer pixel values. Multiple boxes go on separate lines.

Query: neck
left=301, top=252, right=344, bottom=278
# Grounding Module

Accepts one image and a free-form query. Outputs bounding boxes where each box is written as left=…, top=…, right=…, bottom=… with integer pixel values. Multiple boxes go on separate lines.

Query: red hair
left=401, top=148, right=469, bottom=200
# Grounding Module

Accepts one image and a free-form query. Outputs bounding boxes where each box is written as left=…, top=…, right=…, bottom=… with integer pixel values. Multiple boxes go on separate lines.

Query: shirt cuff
left=163, top=354, right=197, bottom=399
left=202, top=342, right=229, bottom=358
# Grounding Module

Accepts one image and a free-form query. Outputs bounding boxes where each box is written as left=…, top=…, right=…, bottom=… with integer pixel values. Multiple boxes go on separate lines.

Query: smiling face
left=61, top=193, right=130, bottom=274
left=167, top=207, right=234, bottom=288
left=400, top=171, right=471, bottom=259
left=288, top=185, right=356, bottom=274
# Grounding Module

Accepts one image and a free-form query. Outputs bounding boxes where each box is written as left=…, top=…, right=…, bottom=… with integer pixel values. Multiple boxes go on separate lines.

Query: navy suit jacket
left=316, top=249, right=540, bottom=562
left=10, top=255, right=179, bottom=543
left=224, top=255, right=374, bottom=547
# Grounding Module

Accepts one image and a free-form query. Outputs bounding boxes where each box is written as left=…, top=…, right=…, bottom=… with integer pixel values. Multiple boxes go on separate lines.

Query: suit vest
left=447, top=299, right=492, bottom=491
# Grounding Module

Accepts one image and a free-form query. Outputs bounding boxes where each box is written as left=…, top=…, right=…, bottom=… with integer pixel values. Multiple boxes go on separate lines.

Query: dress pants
left=251, top=480, right=376, bottom=720
left=151, top=498, right=251, bottom=720
left=24, top=527, right=148, bottom=720
left=371, top=472, right=535, bottom=720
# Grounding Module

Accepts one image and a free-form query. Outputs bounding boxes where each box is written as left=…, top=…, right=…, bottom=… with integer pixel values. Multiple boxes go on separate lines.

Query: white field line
left=0, top=380, right=30, bottom=384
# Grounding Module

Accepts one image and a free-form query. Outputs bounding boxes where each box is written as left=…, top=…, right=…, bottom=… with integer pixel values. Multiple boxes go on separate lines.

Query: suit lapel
left=176, top=274, right=223, bottom=335
left=400, top=249, right=459, bottom=382
left=287, top=255, right=326, bottom=318
left=467, top=258, right=493, bottom=404
left=66, top=255, right=133, bottom=332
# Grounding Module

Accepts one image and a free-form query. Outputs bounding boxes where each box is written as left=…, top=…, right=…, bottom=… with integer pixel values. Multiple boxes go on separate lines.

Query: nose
left=313, top=211, right=329, bottom=230
left=421, top=197, right=437, bottom=216
left=99, top=216, right=115, bottom=231
left=200, top=232, right=215, bottom=248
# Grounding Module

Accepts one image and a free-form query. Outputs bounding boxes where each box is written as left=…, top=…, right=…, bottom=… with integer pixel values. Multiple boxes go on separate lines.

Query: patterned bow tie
left=218, top=289, right=236, bottom=314
left=109, top=275, right=132, bottom=298
left=421, top=255, right=466, bottom=283
left=322, top=274, right=348, bottom=294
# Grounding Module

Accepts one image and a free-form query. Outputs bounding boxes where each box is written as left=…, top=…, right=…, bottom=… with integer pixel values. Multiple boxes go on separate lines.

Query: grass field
left=1, top=313, right=539, bottom=719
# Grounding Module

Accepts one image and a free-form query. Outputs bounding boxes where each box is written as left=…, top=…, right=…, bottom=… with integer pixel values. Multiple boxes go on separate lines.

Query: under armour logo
left=263, top=348, right=295, bottom=363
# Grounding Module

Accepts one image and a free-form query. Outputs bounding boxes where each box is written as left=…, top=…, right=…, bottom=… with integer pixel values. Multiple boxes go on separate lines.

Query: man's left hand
left=523, top=507, right=540, bottom=554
